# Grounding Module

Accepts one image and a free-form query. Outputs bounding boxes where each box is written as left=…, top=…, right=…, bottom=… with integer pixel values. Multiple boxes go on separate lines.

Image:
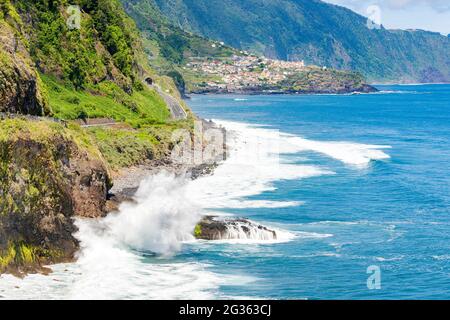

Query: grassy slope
left=43, top=75, right=170, bottom=126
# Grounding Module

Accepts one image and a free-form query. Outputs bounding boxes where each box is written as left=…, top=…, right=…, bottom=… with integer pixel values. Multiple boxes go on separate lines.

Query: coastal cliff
left=0, top=0, right=193, bottom=275
left=0, top=118, right=111, bottom=275
left=0, top=0, right=372, bottom=275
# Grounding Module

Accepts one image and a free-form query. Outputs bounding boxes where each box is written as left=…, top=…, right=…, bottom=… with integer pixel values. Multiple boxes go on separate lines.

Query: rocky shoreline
left=0, top=115, right=281, bottom=276
left=0, top=117, right=226, bottom=276
left=188, top=83, right=378, bottom=95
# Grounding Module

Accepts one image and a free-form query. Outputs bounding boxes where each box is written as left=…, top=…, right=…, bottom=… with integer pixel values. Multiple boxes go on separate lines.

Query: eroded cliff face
left=0, top=119, right=111, bottom=275
left=0, top=21, right=50, bottom=115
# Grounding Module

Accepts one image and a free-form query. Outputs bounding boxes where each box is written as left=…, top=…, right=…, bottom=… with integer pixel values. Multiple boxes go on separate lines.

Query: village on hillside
left=184, top=54, right=307, bottom=92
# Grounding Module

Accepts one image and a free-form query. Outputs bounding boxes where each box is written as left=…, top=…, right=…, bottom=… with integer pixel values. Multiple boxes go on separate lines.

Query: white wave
left=286, top=136, right=391, bottom=167
left=296, top=231, right=334, bottom=239
left=0, top=173, right=221, bottom=300
left=291, top=252, right=341, bottom=259
left=210, top=120, right=391, bottom=168
left=375, top=256, right=404, bottom=262
left=0, top=260, right=222, bottom=300
left=217, top=200, right=303, bottom=209
left=187, top=120, right=334, bottom=209
left=432, top=255, right=450, bottom=261
left=101, top=173, right=201, bottom=255
left=205, top=228, right=295, bottom=245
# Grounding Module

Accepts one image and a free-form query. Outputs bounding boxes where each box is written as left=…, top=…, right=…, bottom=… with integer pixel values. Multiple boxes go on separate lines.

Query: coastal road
left=148, top=83, right=188, bottom=120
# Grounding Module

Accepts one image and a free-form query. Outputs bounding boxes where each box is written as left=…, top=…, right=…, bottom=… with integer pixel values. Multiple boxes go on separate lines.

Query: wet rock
left=194, top=216, right=277, bottom=241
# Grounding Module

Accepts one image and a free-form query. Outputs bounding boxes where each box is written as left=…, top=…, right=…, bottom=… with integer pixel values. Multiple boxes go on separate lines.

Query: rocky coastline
left=188, top=83, right=378, bottom=95
left=0, top=116, right=225, bottom=276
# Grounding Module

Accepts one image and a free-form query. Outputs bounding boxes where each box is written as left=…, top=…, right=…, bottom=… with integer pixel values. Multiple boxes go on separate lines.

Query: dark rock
left=0, top=21, right=49, bottom=116
left=195, top=216, right=277, bottom=240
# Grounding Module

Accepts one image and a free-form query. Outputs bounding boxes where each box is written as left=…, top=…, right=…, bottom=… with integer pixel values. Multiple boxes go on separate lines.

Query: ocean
left=1, top=84, right=449, bottom=300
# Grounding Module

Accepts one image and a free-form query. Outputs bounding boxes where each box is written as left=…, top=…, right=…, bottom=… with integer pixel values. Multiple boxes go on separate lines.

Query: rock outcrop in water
left=194, top=216, right=277, bottom=241
left=0, top=118, right=111, bottom=275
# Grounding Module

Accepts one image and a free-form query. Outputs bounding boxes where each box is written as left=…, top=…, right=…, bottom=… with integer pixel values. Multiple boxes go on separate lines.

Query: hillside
left=123, top=0, right=375, bottom=94
left=121, top=0, right=239, bottom=94
left=0, top=0, right=193, bottom=162
left=145, top=0, right=450, bottom=83
left=0, top=0, right=193, bottom=274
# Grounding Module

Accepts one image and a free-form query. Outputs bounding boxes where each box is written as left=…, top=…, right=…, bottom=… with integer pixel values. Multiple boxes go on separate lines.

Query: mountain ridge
left=145, top=0, right=450, bottom=83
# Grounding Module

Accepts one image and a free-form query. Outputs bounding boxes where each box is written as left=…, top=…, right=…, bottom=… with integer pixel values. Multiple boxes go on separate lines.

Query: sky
left=324, top=0, right=450, bottom=35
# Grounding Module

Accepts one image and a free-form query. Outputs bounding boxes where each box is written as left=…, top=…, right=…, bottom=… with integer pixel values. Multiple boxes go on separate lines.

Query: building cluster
left=185, top=55, right=306, bottom=90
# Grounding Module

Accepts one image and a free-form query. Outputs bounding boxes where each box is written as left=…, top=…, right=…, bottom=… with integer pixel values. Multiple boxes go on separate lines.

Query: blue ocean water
left=183, top=85, right=450, bottom=299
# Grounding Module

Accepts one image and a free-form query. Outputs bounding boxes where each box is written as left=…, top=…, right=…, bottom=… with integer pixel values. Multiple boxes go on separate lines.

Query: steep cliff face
left=0, top=20, right=49, bottom=115
left=0, top=119, right=111, bottom=275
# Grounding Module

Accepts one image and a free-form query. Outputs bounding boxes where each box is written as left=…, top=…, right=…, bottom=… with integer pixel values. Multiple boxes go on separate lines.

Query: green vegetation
left=194, top=224, right=202, bottom=238
left=87, top=119, right=193, bottom=170
left=3, top=0, right=186, bottom=125
left=43, top=75, right=170, bottom=126
left=144, top=0, right=450, bottom=83
left=0, top=118, right=102, bottom=161
left=88, top=127, right=156, bottom=170
left=122, top=0, right=241, bottom=93
left=280, top=67, right=367, bottom=93
left=0, top=0, right=199, bottom=274
left=0, top=242, right=34, bottom=271
left=1, top=0, right=195, bottom=173
left=0, top=240, right=67, bottom=273
left=0, top=118, right=109, bottom=273
left=0, top=18, right=50, bottom=115
left=10, top=0, right=141, bottom=90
